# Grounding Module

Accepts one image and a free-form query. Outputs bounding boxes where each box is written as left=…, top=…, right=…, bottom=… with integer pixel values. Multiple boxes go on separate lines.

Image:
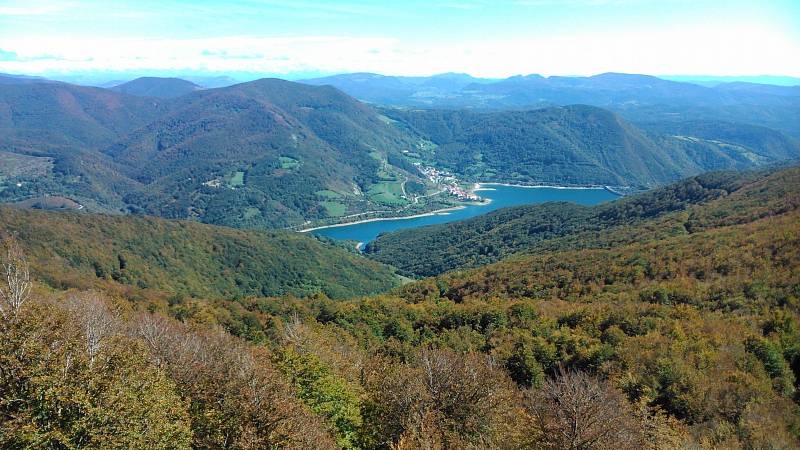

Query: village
left=414, top=163, right=482, bottom=202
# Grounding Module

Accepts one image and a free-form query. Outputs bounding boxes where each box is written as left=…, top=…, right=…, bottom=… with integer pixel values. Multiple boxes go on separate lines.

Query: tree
left=129, top=313, right=335, bottom=449
left=506, top=341, right=545, bottom=387
left=66, top=292, right=120, bottom=368
left=0, top=294, right=193, bottom=449
left=525, top=368, right=643, bottom=450
left=0, top=236, right=31, bottom=322
left=361, top=348, right=525, bottom=448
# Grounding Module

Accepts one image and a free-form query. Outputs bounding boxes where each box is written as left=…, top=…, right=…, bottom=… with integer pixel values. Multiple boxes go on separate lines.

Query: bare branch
left=525, top=367, right=644, bottom=450
left=0, top=236, right=31, bottom=322
left=66, top=292, right=120, bottom=368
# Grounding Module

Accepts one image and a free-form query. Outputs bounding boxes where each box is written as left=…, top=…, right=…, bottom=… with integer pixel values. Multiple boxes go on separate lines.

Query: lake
left=310, top=184, right=619, bottom=245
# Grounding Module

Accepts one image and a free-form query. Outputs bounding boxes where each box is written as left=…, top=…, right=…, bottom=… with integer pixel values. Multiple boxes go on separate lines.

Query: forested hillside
left=382, top=106, right=800, bottom=187
left=365, top=167, right=799, bottom=276
left=0, top=79, right=428, bottom=227
left=3, top=166, right=797, bottom=448
left=0, top=206, right=399, bottom=299
left=2, top=78, right=798, bottom=228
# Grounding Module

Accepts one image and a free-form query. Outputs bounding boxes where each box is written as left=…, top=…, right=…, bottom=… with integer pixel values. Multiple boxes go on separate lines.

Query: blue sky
left=0, top=0, right=798, bottom=79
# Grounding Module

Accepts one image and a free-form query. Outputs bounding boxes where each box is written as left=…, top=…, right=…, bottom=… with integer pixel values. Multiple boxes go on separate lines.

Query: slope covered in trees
left=0, top=206, right=399, bottom=299
left=2, top=78, right=798, bottom=228
left=365, top=167, right=800, bottom=276
left=382, top=106, right=800, bottom=187
left=1, top=290, right=336, bottom=448
left=0, top=78, right=427, bottom=227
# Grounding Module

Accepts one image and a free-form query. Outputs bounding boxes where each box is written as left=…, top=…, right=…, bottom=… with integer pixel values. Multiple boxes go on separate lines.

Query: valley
left=1, top=72, right=799, bottom=450
left=310, top=183, right=618, bottom=246
left=1, top=76, right=797, bottom=232
left=3, top=1, right=800, bottom=448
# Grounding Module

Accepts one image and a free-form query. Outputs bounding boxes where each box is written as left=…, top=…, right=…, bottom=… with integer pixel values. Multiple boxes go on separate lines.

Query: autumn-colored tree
left=129, top=312, right=336, bottom=449
left=0, top=295, right=192, bottom=449
left=361, top=348, right=526, bottom=448
left=524, top=368, right=643, bottom=449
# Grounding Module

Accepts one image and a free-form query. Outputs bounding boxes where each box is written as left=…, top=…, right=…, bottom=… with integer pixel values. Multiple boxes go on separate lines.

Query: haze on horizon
left=1, top=0, right=799, bottom=82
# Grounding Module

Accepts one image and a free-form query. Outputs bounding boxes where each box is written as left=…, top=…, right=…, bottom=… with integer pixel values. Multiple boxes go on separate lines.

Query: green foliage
left=0, top=206, right=399, bottom=299
left=505, top=342, right=545, bottom=387
left=0, top=302, right=193, bottom=449
left=3, top=166, right=800, bottom=448
left=746, top=336, right=796, bottom=396
left=275, top=347, right=363, bottom=448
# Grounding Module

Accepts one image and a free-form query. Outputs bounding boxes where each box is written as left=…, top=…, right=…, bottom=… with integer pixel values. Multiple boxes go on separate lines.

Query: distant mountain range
left=661, top=75, right=800, bottom=87
left=302, top=72, right=800, bottom=137
left=0, top=74, right=798, bottom=228
left=0, top=73, right=52, bottom=84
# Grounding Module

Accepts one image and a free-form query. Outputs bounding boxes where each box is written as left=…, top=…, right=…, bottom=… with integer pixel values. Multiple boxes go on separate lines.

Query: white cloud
left=0, top=22, right=797, bottom=77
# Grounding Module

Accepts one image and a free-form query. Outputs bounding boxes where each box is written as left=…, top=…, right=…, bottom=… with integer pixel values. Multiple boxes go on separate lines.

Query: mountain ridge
left=110, top=76, right=202, bottom=98
left=302, top=72, right=800, bottom=136
left=1, top=77, right=798, bottom=228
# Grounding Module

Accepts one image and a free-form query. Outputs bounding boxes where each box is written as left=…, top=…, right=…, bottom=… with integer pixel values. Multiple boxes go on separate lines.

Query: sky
left=0, top=0, right=799, bottom=82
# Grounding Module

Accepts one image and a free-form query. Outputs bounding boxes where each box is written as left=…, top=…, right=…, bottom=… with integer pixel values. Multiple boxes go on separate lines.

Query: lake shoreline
left=475, top=182, right=613, bottom=191
left=298, top=205, right=468, bottom=233
left=301, top=182, right=618, bottom=236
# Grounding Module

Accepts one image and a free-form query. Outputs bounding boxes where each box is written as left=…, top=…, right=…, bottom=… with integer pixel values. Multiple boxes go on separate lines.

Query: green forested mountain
left=110, top=76, right=202, bottom=98
left=640, top=119, right=800, bottom=163
left=0, top=206, right=399, bottom=299
left=0, top=78, right=428, bottom=227
left=382, top=106, right=800, bottom=187
left=1, top=79, right=798, bottom=228
left=106, top=78, right=427, bottom=227
left=0, top=81, right=173, bottom=212
left=365, top=167, right=800, bottom=276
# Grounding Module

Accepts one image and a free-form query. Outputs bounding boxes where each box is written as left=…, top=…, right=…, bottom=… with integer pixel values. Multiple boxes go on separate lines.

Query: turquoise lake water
left=311, top=184, right=619, bottom=244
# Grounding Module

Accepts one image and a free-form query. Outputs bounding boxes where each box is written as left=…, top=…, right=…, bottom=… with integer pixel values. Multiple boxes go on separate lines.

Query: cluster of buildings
left=445, top=183, right=481, bottom=201
left=202, top=179, right=223, bottom=188
left=415, top=163, right=481, bottom=202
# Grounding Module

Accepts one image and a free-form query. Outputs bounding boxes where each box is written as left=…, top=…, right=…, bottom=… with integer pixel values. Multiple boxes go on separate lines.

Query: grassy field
left=279, top=156, right=301, bottom=169
left=228, top=171, right=245, bottom=187
left=377, top=168, right=397, bottom=181
left=315, top=190, right=343, bottom=199
left=16, top=196, right=82, bottom=210
left=320, top=201, right=346, bottom=217
left=368, top=182, right=407, bottom=205
left=0, top=151, right=54, bottom=177
left=243, top=207, right=260, bottom=219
